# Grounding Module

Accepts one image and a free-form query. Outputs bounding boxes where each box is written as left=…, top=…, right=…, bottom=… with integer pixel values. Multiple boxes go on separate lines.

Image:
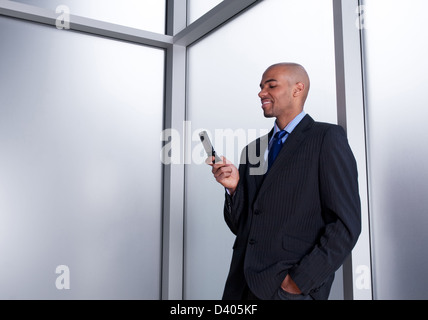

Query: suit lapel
left=255, top=114, right=314, bottom=200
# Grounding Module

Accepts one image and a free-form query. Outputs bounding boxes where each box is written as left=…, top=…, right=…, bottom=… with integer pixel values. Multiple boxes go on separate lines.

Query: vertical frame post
left=333, top=0, right=373, bottom=300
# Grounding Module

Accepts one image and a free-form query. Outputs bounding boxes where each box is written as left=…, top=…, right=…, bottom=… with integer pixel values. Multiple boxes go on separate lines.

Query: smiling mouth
left=262, top=100, right=272, bottom=108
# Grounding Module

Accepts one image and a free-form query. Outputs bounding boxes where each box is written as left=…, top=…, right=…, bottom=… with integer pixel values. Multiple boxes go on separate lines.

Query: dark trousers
left=243, top=285, right=260, bottom=300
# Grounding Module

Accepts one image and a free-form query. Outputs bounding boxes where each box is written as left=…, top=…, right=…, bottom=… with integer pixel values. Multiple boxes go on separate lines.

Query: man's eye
left=269, top=85, right=277, bottom=89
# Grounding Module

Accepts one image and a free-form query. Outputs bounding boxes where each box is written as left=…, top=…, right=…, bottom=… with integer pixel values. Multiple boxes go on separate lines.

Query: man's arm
left=288, top=125, right=362, bottom=295
left=208, top=151, right=248, bottom=235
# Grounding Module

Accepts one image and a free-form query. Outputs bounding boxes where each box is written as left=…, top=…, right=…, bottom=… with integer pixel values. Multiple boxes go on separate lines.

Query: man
left=209, top=63, right=361, bottom=300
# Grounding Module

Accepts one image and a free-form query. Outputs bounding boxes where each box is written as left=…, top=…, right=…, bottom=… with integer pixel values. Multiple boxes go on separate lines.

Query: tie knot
left=275, top=130, right=288, bottom=141
left=268, top=129, right=288, bottom=171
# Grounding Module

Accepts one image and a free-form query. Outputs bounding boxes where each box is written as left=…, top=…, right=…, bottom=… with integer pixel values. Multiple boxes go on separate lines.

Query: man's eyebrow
left=260, top=79, right=278, bottom=87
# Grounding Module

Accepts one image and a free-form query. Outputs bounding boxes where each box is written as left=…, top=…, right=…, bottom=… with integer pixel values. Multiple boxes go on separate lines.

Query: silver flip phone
left=199, top=130, right=222, bottom=163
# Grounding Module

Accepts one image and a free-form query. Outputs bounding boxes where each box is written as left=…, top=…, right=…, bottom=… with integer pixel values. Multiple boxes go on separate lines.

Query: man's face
left=258, top=66, right=293, bottom=119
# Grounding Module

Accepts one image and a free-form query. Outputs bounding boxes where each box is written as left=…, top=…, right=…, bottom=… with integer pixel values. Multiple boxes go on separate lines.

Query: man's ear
left=293, top=82, right=305, bottom=97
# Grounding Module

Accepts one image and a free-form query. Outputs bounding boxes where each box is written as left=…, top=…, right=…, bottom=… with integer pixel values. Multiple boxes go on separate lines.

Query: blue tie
left=268, top=130, right=288, bottom=171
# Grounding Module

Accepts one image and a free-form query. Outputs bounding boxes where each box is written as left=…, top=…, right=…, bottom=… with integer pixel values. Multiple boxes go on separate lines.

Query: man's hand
left=281, top=274, right=302, bottom=294
left=207, top=156, right=240, bottom=195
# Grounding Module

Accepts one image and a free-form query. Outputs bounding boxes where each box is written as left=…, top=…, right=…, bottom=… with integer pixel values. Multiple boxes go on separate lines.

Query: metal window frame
left=333, top=0, right=373, bottom=300
left=0, top=0, right=173, bottom=47
left=0, top=0, right=372, bottom=300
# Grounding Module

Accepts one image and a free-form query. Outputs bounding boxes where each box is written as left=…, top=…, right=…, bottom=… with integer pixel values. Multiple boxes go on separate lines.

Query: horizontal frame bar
left=174, top=0, right=262, bottom=46
left=0, top=0, right=173, bottom=48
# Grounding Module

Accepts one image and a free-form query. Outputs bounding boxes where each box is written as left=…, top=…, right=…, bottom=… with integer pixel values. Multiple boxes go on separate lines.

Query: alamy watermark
left=356, top=5, right=370, bottom=30
left=355, top=264, right=371, bottom=290
left=55, top=265, right=70, bottom=290
left=56, top=5, right=70, bottom=30
left=160, top=121, right=269, bottom=176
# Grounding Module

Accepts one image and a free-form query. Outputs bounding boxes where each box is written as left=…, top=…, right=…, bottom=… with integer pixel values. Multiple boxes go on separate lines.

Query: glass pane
left=11, top=0, right=166, bottom=33
left=187, top=0, right=223, bottom=24
left=363, top=0, right=428, bottom=299
left=0, top=16, right=164, bottom=299
left=185, top=0, right=337, bottom=299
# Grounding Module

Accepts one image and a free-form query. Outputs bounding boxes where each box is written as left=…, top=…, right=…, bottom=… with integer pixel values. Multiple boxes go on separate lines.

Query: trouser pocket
left=276, top=287, right=313, bottom=300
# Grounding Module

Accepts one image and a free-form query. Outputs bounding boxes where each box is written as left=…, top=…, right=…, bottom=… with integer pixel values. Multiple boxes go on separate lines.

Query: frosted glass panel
left=363, top=0, right=428, bottom=300
left=12, top=0, right=166, bottom=33
left=0, top=17, right=164, bottom=299
left=187, top=0, right=223, bottom=24
left=185, top=0, right=337, bottom=299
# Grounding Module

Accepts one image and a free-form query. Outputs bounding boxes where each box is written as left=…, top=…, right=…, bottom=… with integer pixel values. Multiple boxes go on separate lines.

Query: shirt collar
left=273, top=110, right=306, bottom=136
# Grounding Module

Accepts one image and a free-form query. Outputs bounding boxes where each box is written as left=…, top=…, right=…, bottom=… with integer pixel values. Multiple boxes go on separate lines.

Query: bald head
left=264, top=62, right=310, bottom=103
left=259, top=62, right=311, bottom=128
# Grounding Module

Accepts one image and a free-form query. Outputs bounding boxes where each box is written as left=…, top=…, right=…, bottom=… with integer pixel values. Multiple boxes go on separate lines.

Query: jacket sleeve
left=288, top=125, right=362, bottom=294
left=223, top=147, right=249, bottom=235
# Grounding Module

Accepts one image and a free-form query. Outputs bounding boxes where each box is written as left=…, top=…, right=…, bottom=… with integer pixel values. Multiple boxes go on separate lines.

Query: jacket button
left=249, top=239, right=256, bottom=245
left=254, top=209, right=262, bottom=216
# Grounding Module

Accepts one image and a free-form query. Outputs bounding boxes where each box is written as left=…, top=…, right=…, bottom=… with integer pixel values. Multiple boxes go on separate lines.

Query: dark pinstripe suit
left=222, top=114, right=361, bottom=300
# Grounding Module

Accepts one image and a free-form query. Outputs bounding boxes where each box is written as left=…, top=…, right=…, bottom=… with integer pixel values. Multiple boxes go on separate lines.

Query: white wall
left=12, top=0, right=166, bottom=32
left=0, top=16, right=164, bottom=299
left=362, top=0, right=428, bottom=300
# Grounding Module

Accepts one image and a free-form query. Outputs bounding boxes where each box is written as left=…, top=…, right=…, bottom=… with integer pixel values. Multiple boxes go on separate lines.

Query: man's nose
left=258, top=88, right=267, bottom=98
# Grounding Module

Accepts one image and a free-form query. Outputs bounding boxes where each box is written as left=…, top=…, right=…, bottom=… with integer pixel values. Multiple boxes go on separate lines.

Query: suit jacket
left=222, top=114, right=361, bottom=300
